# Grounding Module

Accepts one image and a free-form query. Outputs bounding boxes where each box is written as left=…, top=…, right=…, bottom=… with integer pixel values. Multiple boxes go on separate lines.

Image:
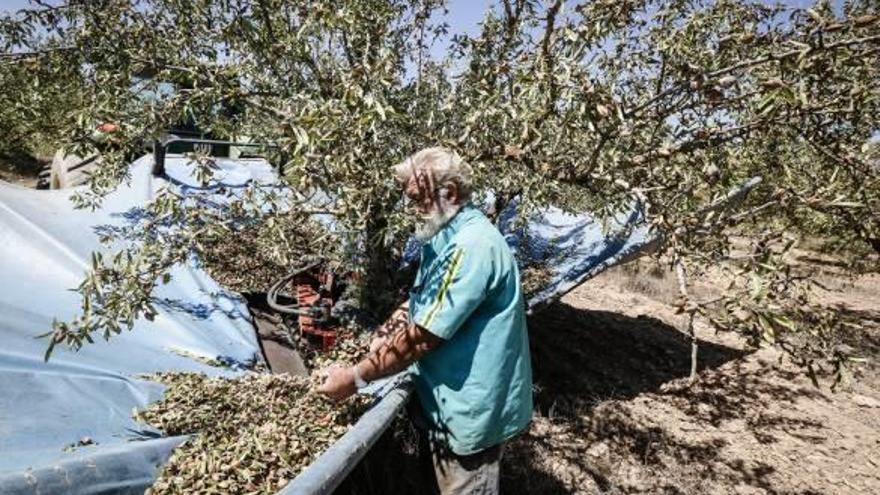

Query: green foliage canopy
left=2, top=0, right=878, bottom=383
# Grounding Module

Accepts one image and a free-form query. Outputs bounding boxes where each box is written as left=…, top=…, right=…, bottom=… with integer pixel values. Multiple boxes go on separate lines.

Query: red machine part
left=294, top=270, right=338, bottom=350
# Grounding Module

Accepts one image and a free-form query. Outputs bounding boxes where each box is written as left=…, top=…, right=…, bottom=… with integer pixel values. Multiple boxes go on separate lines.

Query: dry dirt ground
left=501, top=259, right=880, bottom=495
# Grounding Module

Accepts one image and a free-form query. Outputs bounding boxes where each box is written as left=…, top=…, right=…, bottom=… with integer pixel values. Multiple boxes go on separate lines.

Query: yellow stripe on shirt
left=421, top=248, right=465, bottom=329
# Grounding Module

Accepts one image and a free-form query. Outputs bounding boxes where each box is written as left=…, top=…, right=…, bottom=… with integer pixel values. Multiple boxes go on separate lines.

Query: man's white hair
left=392, top=147, right=473, bottom=202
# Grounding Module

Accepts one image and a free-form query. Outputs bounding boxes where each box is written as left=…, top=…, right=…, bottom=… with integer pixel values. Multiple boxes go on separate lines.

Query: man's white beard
left=415, top=199, right=461, bottom=241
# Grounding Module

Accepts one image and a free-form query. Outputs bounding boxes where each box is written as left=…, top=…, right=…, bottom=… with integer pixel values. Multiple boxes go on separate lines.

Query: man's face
left=400, top=167, right=461, bottom=241
left=403, top=167, right=438, bottom=215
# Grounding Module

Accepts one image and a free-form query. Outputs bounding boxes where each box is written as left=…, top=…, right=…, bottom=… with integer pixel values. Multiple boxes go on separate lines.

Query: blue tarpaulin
left=0, top=156, right=272, bottom=493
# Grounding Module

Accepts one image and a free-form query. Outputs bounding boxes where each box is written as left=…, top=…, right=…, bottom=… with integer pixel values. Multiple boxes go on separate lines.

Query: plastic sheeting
left=0, top=156, right=274, bottom=493
left=502, top=202, right=651, bottom=310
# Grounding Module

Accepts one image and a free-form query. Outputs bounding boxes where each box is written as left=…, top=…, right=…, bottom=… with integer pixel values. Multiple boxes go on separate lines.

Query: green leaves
left=5, top=0, right=877, bottom=378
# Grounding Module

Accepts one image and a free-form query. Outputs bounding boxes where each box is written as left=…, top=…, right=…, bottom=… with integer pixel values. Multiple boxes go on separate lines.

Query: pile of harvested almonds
left=137, top=372, right=370, bottom=494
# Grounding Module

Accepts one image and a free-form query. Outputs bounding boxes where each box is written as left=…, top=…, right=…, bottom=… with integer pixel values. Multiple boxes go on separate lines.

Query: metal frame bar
left=68, top=154, right=99, bottom=174
left=151, top=137, right=279, bottom=177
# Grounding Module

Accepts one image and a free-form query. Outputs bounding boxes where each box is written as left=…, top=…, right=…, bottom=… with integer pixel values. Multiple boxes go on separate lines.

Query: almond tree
left=2, top=0, right=877, bottom=384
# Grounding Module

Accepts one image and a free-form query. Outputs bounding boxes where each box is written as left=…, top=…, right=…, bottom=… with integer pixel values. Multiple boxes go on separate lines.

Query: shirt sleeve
left=411, top=242, right=492, bottom=340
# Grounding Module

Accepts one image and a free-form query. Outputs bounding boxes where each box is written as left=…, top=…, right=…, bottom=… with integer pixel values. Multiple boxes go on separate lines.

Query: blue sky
left=0, top=0, right=842, bottom=19
left=0, top=0, right=490, bottom=55
left=0, top=0, right=841, bottom=15
left=2, top=0, right=845, bottom=60
left=0, top=0, right=494, bottom=19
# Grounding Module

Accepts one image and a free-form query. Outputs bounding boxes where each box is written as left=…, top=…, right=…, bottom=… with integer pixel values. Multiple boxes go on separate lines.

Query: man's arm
left=360, top=319, right=442, bottom=380
left=368, top=302, right=409, bottom=352
left=316, top=308, right=442, bottom=401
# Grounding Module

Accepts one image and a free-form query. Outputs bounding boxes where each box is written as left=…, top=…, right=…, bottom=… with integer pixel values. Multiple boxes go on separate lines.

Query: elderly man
left=317, top=147, right=533, bottom=494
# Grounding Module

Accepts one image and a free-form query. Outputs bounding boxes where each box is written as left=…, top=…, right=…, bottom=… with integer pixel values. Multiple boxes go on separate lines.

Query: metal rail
left=151, top=137, right=280, bottom=177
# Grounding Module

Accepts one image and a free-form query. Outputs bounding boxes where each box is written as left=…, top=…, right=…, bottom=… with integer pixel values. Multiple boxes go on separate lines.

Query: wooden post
left=674, top=258, right=698, bottom=381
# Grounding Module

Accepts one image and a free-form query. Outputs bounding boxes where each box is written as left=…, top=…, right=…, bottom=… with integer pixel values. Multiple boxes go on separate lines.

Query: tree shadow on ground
left=501, top=302, right=834, bottom=494
left=0, top=149, right=47, bottom=186
left=525, top=302, right=747, bottom=417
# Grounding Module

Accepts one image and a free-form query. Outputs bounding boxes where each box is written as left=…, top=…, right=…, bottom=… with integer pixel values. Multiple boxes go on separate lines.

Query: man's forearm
left=374, top=303, right=410, bottom=338
left=356, top=319, right=441, bottom=383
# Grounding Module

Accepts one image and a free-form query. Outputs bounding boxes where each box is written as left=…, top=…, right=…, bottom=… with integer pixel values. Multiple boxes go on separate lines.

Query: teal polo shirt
left=408, top=203, right=533, bottom=455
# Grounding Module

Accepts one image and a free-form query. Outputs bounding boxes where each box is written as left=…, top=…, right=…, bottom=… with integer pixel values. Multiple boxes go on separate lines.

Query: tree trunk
left=361, top=208, right=402, bottom=320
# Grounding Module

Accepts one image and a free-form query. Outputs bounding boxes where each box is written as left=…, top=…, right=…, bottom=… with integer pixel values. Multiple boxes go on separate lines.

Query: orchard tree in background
left=1, top=0, right=878, bottom=385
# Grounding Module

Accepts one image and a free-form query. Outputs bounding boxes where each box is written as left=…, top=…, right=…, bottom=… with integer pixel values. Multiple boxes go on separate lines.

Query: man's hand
left=315, top=365, right=357, bottom=401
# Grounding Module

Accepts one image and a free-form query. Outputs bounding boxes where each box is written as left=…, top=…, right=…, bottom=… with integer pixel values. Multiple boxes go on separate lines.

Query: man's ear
left=445, top=182, right=460, bottom=204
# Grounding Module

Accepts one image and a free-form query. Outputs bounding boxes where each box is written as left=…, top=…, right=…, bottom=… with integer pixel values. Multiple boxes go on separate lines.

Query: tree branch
left=625, top=32, right=880, bottom=119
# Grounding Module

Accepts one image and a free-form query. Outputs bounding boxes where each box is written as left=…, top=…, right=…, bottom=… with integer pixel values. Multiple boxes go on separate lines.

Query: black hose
left=266, top=261, right=322, bottom=314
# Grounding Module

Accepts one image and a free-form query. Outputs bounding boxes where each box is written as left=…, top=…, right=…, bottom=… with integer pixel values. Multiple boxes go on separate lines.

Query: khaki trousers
left=429, top=440, right=504, bottom=495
